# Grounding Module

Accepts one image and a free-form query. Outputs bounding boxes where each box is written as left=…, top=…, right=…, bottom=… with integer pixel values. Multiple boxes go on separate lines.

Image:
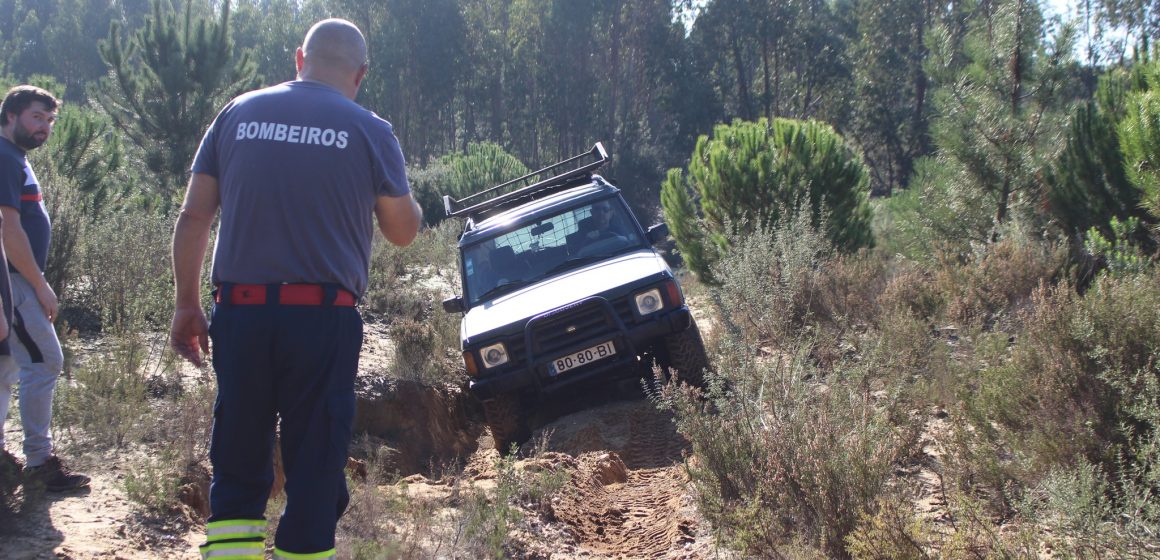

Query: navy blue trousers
left=207, top=301, right=363, bottom=554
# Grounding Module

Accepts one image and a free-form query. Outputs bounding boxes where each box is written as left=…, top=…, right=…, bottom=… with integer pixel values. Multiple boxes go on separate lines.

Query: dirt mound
left=521, top=398, right=708, bottom=558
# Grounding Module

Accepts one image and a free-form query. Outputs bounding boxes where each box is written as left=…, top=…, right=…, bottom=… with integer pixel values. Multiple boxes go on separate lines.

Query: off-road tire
left=662, top=318, right=710, bottom=388
left=483, top=393, right=528, bottom=453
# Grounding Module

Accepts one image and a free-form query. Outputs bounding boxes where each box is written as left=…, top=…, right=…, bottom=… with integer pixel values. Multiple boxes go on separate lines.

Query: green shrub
left=1119, top=89, right=1160, bottom=223
left=956, top=270, right=1160, bottom=523
left=932, top=238, right=1066, bottom=328
left=337, top=463, right=408, bottom=560
left=873, top=157, right=994, bottom=263
left=69, top=207, right=175, bottom=334
left=143, top=372, right=215, bottom=470
left=123, top=453, right=183, bottom=514
left=1084, top=216, right=1153, bottom=278
left=364, top=221, right=464, bottom=385
left=364, top=220, right=460, bottom=324
left=708, top=204, right=834, bottom=343
left=846, top=493, right=935, bottom=560
left=661, top=118, right=873, bottom=281
left=654, top=333, right=917, bottom=558
left=658, top=220, right=919, bottom=558
left=54, top=335, right=156, bottom=448
left=461, top=453, right=525, bottom=559
left=1045, top=100, right=1143, bottom=243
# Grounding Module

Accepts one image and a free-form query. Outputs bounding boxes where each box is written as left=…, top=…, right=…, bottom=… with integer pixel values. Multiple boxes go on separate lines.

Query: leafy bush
left=661, top=118, right=873, bottom=281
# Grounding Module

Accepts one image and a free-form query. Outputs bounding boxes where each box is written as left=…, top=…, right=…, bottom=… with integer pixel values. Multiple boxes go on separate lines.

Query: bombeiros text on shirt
left=235, top=121, right=349, bottom=149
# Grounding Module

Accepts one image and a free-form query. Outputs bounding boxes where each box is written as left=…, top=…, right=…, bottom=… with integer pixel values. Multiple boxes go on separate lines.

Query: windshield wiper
left=475, top=278, right=533, bottom=302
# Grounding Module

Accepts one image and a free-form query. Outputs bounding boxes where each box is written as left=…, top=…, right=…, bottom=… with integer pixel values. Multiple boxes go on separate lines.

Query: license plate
left=548, top=340, right=617, bottom=376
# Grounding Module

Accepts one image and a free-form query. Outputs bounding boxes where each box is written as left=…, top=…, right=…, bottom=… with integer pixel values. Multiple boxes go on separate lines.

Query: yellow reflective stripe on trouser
left=200, top=540, right=264, bottom=559
left=273, top=547, right=337, bottom=559
left=205, top=519, right=268, bottom=542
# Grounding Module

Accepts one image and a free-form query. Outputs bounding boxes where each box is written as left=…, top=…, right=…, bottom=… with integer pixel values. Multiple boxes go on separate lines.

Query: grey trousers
left=0, top=273, right=64, bottom=467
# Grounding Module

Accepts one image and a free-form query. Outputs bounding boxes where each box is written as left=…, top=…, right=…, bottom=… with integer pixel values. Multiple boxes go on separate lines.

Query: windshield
left=463, top=199, right=645, bottom=306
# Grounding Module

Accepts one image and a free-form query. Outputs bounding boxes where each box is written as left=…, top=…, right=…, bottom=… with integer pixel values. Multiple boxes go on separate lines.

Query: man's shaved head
left=302, top=18, right=367, bottom=71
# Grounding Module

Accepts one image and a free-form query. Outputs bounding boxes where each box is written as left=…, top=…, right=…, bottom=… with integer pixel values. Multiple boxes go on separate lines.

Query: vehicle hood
left=461, top=249, right=670, bottom=341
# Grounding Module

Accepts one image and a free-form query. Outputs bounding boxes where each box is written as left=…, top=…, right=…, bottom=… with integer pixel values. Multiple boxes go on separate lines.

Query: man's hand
left=0, top=313, right=8, bottom=342
left=34, top=282, right=58, bottom=322
left=170, top=306, right=209, bottom=367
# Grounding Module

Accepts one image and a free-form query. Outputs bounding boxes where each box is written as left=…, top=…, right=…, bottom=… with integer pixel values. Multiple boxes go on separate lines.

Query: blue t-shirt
left=0, top=136, right=51, bottom=274
left=192, top=80, right=411, bottom=297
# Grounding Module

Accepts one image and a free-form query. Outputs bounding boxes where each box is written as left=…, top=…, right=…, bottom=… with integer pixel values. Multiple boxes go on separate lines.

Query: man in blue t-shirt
left=170, top=19, right=421, bottom=560
left=0, top=85, right=89, bottom=493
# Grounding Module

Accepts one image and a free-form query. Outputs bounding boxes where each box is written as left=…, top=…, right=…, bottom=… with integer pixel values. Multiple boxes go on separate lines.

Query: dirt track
left=2, top=378, right=717, bottom=559
left=522, top=396, right=706, bottom=558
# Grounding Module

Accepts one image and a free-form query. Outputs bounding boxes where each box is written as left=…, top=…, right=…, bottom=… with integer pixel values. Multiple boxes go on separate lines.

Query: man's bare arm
left=374, top=193, right=422, bottom=247
left=169, top=173, right=220, bottom=366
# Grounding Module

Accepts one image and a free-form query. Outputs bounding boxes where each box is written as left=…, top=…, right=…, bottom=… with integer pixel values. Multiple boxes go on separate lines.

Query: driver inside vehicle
left=467, top=238, right=499, bottom=295
left=567, top=201, right=623, bottom=254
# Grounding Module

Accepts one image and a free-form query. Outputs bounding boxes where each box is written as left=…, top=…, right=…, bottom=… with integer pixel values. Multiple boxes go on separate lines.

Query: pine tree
left=660, top=118, right=873, bottom=281
left=926, top=0, right=1074, bottom=242
left=95, top=0, right=257, bottom=205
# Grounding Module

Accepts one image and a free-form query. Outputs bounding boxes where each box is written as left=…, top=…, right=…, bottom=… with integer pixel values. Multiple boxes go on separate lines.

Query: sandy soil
left=0, top=325, right=946, bottom=559
left=1, top=365, right=723, bottom=560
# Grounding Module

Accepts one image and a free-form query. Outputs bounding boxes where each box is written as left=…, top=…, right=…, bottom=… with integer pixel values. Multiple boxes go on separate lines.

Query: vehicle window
left=464, top=200, right=643, bottom=305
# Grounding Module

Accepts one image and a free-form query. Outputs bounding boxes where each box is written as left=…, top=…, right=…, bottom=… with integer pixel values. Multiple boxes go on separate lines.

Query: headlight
left=634, top=288, right=664, bottom=315
left=480, top=342, right=509, bottom=369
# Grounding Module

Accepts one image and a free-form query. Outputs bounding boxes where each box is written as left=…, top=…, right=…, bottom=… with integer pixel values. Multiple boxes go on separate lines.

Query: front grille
left=527, top=298, right=619, bottom=358
left=487, top=295, right=640, bottom=373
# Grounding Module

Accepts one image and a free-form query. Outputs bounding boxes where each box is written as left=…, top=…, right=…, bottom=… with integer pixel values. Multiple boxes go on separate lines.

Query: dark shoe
left=23, top=455, right=90, bottom=492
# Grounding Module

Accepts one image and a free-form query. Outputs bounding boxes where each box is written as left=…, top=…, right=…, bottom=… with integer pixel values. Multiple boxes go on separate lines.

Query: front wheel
left=482, top=393, right=528, bottom=453
left=662, top=318, right=710, bottom=388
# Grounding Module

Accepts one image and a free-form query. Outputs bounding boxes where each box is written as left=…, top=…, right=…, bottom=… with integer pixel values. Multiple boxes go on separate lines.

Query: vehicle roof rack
left=443, top=142, right=608, bottom=219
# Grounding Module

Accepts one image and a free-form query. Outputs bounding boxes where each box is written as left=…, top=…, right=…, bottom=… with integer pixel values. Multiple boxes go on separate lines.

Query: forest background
left=3, top=0, right=1160, bottom=558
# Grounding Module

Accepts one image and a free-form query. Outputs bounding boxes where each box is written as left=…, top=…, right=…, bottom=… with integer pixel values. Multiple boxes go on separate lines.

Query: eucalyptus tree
left=330, top=0, right=465, bottom=164
left=849, top=0, right=937, bottom=195
left=231, top=0, right=328, bottom=86
left=687, top=0, right=854, bottom=125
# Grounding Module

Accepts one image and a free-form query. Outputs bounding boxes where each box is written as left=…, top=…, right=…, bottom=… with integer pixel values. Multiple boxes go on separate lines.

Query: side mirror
left=646, top=222, right=669, bottom=245
left=442, top=295, right=465, bottom=314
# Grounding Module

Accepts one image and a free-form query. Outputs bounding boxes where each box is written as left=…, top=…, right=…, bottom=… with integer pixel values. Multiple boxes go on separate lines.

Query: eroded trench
left=353, top=372, right=706, bottom=558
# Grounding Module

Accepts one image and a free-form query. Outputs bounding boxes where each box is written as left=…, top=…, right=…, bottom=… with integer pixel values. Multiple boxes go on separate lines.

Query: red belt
left=215, top=283, right=357, bottom=306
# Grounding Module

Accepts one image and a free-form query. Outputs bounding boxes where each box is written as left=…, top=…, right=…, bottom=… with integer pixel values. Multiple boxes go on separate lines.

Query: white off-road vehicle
left=442, top=143, right=708, bottom=449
